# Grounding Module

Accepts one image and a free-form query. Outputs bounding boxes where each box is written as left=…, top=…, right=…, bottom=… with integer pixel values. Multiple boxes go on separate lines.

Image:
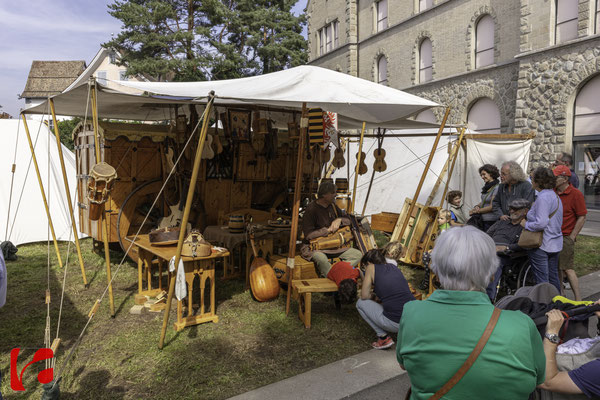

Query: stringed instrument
left=248, top=231, right=280, bottom=302
left=332, top=136, right=345, bottom=168
left=373, top=129, right=387, bottom=172
left=201, top=134, right=215, bottom=159
left=355, top=151, right=368, bottom=175
left=309, top=226, right=353, bottom=251
left=212, top=131, right=224, bottom=155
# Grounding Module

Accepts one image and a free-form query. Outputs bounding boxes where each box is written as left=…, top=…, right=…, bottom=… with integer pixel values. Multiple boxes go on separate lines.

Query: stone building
left=307, top=0, right=600, bottom=209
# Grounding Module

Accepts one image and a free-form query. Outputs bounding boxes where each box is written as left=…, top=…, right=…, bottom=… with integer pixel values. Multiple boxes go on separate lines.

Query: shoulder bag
left=404, top=307, right=502, bottom=400
left=518, top=194, right=560, bottom=249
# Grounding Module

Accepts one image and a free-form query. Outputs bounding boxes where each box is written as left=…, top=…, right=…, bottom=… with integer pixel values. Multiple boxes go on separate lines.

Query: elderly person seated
left=397, top=226, right=545, bottom=399
left=485, top=198, right=531, bottom=300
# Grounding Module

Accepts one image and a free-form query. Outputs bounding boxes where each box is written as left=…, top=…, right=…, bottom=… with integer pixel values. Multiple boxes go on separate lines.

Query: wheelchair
left=492, top=250, right=534, bottom=303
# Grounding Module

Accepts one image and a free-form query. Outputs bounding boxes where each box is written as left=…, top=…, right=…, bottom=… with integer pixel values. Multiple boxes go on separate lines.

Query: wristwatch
left=544, top=332, right=560, bottom=344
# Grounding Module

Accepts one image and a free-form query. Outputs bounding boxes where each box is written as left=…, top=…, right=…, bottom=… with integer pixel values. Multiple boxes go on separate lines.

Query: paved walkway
left=580, top=209, right=600, bottom=237
left=229, top=271, right=600, bottom=400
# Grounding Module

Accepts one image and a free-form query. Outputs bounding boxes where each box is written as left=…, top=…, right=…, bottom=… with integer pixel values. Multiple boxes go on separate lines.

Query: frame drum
left=88, top=162, right=117, bottom=221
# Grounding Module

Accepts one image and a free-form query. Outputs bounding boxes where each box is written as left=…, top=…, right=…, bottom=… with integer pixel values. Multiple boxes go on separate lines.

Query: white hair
left=431, top=226, right=499, bottom=292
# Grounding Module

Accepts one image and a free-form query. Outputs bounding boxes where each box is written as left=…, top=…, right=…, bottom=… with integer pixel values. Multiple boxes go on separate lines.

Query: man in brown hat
left=553, top=165, right=587, bottom=301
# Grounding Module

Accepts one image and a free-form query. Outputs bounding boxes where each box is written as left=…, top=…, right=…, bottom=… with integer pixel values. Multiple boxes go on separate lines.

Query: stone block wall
left=514, top=39, right=600, bottom=165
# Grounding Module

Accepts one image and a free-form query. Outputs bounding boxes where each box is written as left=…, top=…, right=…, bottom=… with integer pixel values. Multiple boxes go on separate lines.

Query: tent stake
left=350, top=122, right=366, bottom=214
left=20, top=115, right=64, bottom=269
left=159, top=93, right=215, bottom=349
left=392, top=107, right=450, bottom=243
left=90, top=82, right=115, bottom=316
left=285, top=103, right=308, bottom=316
left=49, top=100, right=88, bottom=287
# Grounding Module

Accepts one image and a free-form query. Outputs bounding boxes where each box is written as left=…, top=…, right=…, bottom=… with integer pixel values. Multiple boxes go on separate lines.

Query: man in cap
left=554, top=165, right=587, bottom=301
left=554, top=152, right=580, bottom=189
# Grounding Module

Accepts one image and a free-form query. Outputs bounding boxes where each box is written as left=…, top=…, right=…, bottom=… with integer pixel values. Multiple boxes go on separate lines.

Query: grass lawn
left=573, top=235, right=600, bottom=277
left=0, top=239, right=373, bottom=399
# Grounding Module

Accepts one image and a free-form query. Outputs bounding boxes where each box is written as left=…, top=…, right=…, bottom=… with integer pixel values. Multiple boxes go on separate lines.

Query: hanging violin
left=332, top=135, right=346, bottom=168
left=373, top=130, right=387, bottom=172
left=356, top=151, right=368, bottom=175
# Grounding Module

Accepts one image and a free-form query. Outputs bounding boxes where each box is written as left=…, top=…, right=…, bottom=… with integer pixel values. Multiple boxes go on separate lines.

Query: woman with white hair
left=396, top=226, right=545, bottom=399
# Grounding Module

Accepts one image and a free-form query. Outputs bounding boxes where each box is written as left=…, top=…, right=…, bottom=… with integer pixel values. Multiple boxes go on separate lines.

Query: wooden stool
left=292, top=278, right=338, bottom=328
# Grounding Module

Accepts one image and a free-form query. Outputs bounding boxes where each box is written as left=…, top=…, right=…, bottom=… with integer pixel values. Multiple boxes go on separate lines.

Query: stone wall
left=404, top=62, right=520, bottom=132
left=514, top=38, right=600, bottom=164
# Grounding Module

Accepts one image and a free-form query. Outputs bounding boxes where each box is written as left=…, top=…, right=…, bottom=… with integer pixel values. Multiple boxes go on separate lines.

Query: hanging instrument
left=87, top=162, right=117, bottom=221
left=355, top=151, right=368, bottom=175
left=373, top=130, right=387, bottom=172
left=332, top=135, right=346, bottom=168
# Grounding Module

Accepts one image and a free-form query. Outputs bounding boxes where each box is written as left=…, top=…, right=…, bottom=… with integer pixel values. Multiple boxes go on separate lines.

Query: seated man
left=539, top=304, right=600, bottom=397
left=485, top=198, right=531, bottom=300
left=300, top=182, right=362, bottom=276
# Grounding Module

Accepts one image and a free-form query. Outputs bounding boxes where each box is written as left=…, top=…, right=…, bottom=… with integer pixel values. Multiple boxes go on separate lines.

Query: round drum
left=335, top=194, right=351, bottom=211
left=228, top=215, right=245, bottom=233
left=335, top=178, right=348, bottom=193
left=88, top=162, right=117, bottom=221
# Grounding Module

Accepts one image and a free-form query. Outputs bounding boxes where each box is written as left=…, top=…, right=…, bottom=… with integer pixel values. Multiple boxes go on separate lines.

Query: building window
left=555, top=0, right=578, bottom=44
left=119, top=70, right=128, bottom=81
left=96, top=71, right=107, bottom=85
left=467, top=98, right=501, bottom=133
left=377, top=0, right=388, bottom=32
left=377, top=56, right=388, bottom=85
left=596, top=0, right=600, bottom=33
left=419, top=0, right=433, bottom=12
left=318, top=21, right=339, bottom=56
left=419, top=38, right=432, bottom=83
left=574, top=75, right=600, bottom=137
left=475, top=15, right=494, bottom=68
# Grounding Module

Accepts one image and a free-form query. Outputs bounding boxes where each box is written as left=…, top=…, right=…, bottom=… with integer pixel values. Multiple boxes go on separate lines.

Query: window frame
left=555, top=0, right=579, bottom=44
left=596, top=0, right=600, bottom=34
left=418, top=38, right=433, bottom=83
left=96, top=71, right=108, bottom=86
left=318, top=20, right=339, bottom=56
left=376, top=0, right=388, bottom=32
left=377, top=55, right=388, bottom=86
left=419, top=0, right=433, bottom=12
left=474, top=15, right=494, bottom=69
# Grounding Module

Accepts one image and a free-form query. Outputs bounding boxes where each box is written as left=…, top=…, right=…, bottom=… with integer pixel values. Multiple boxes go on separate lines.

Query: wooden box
left=394, top=198, right=439, bottom=268
left=370, top=212, right=399, bottom=233
left=270, top=255, right=318, bottom=283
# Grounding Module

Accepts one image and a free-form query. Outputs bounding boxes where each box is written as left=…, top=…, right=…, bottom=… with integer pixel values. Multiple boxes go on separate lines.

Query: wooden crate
left=270, top=255, right=318, bottom=283
left=395, top=198, right=439, bottom=268
left=370, top=212, right=399, bottom=233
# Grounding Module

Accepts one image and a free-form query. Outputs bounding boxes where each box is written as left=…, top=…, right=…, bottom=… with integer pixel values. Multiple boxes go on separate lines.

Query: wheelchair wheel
left=517, top=261, right=535, bottom=288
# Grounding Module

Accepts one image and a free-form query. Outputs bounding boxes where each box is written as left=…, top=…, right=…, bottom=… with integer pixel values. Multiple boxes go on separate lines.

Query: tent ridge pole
left=20, top=114, right=64, bottom=269
left=49, top=99, right=88, bottom=287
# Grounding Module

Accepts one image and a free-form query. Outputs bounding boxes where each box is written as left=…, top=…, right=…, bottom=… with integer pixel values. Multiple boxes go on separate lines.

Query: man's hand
left=545, top=309, right=565, bottom=336
left=569, top=233, right=577, bottom=242
left=328, top=218, right=342, bottom=234
left=500, top=214, right=510, bottom=221
left=496, top=245, right=508, bottom=253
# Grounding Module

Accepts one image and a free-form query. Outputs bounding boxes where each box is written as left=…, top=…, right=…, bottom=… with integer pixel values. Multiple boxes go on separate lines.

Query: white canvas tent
left=335, top=129, right=532, bottom=217
left=0, top=119, right=85, bottom=245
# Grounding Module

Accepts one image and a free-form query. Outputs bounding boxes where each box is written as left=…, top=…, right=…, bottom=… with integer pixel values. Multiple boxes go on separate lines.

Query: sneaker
left=372, top=336, right=394, bottom=350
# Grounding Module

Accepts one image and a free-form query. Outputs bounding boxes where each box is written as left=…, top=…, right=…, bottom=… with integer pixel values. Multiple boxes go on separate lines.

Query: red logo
left=10, top=348, right=54, bottom=391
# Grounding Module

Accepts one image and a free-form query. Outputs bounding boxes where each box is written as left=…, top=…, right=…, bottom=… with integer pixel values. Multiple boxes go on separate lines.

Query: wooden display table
left=292, top=278, right=338, bottom=329
left=126, top=235, right=230, bottom=331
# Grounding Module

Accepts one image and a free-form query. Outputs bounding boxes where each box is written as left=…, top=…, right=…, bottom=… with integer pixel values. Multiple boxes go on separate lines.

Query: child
left=437, top=210, right=451, bottom=232
left=447, top=190, right=468, bottom=225
left=383, top=241, right=403, bottom=266
left=327, top=261, right=359, bottom=304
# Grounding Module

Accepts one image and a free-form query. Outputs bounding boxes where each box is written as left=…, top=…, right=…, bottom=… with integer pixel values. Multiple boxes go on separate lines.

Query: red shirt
left=327, top=261, right=359, bottom=287
left=556, top=184, right=587, bottom=236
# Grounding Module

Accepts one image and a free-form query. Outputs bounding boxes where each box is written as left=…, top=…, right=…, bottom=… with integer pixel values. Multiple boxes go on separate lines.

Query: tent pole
left=438, top=127, right=466, bottom=208
left=361, top=168, right=376, bottom=216
left=49, top=100, right=88, bottom=287
left=425, top=127, right=466, bottom=207
left=21, top=114, right=64, bottom=269
left=392, top=107, right=450, bottom=243
left=285, top=103, right=308, bottom=316
left=159, top=93, right=215, bottom=349
left=350, top=122, right=366, bottom=214
left=90, top=83, right=115, bottom=316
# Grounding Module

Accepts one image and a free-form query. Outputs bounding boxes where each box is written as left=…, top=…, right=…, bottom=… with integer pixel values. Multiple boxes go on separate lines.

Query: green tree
left=57, top=118, right=80, bottom=150
left=104, top=0, right=306, bottom=81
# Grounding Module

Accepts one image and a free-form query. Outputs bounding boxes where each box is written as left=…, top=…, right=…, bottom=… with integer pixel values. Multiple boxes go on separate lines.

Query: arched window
left=377, top=56, right=388, bottom=85
left=467, top=98, right=501, bottom=133
left=475, top=15, right=494, bottom=68
left=574, top=75, right=600, bottom=137
left=555, top=0, right=578, bottom=44
left=419, top=38, right=432, bottom=83
left=415, top=109, right=436, bottom=123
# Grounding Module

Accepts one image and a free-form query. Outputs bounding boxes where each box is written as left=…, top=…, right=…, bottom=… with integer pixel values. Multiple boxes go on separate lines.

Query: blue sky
left=0, top=0, right=307, bottom=119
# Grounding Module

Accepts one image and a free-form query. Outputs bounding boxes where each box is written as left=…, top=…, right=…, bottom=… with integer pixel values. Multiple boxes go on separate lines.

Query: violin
left=356, top=151, right=367, bottom=175
left=373, top=148, right=387, bottom=172
left=332, top=137, right=346, bottom=168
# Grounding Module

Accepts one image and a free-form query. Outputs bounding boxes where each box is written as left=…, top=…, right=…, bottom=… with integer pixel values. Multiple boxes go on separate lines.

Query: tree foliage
left=57, top=118, right=80, bottom=150
left=104, top=0, right=307, bottom=81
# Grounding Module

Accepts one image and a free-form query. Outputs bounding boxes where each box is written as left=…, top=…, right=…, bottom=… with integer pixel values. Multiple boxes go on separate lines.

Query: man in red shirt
left=553, top=165, right=587, bottom=301
left=327, top=261, right=360, bottom=304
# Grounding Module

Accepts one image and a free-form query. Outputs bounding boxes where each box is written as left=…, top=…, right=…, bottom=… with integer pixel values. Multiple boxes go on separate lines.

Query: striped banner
left=307, top=108, right=324, bottom=146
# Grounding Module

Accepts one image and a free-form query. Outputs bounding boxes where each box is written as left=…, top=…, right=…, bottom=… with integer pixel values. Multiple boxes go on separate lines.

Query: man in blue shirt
left=554, top=152, right=580, bottom=189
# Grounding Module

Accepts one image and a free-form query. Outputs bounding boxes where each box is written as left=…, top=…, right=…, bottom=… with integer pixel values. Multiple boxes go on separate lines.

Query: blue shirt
left=0, top=251, right=6, bottom=308
left=568, top=359, right=600, bottom=398
left=525, top=189, right=563, bottom=253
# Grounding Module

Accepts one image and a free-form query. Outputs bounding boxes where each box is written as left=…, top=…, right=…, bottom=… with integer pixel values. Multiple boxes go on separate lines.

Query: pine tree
left=104, top=0, right=307, bottom=81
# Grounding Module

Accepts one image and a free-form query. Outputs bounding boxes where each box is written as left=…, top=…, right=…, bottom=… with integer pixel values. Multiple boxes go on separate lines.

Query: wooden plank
left=370, top=212, right=400, bottom=233
left=293, top=278, right=338, bottom=293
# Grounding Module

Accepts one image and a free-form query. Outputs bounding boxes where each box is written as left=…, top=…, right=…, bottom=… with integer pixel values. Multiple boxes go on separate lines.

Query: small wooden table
left=126, top=235, right=230, bottom=331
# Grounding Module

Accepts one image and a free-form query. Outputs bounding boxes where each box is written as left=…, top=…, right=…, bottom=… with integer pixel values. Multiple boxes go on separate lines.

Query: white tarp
left=23, top=66, right=439, bottom=129
left=0, top=119, right=85, bottom=245
left=334, top=129, right=531, bottom=217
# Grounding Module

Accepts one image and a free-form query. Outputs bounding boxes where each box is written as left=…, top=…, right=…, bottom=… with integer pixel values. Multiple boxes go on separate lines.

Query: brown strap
left=428, top=307, right=502, bottom=400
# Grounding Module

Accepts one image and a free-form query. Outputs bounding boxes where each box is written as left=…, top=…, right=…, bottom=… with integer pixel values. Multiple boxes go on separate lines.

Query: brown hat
left=553, top=165, right=571, bottom=177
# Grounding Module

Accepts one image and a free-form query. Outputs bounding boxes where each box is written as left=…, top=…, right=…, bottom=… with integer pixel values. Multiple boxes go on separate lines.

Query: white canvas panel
left=0, top=120, right=86, bottom=245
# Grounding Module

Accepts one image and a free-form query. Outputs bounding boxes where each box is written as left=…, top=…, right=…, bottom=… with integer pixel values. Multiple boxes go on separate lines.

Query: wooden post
left=90, top=83, right=115, bottom=316
left=285, top=103, right=308, bottom=316
left=392, top=107, right=450, bottom=243
left=159, top=93, right=215, bottom=349
left=49, top=99, right=88, bottom=286
left=350, top=122, right=366, bottom=214
left=425, top=127, right=466, bottom=207
left=20, top=115, right=64, bottom=269
left=439, top=127, right=467, bottom=208
left=361, top=168, right=376, bottom=216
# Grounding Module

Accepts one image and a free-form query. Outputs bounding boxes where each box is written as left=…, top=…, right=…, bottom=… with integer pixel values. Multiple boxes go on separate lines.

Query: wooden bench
left=292, top=278, right=338, bottom=328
